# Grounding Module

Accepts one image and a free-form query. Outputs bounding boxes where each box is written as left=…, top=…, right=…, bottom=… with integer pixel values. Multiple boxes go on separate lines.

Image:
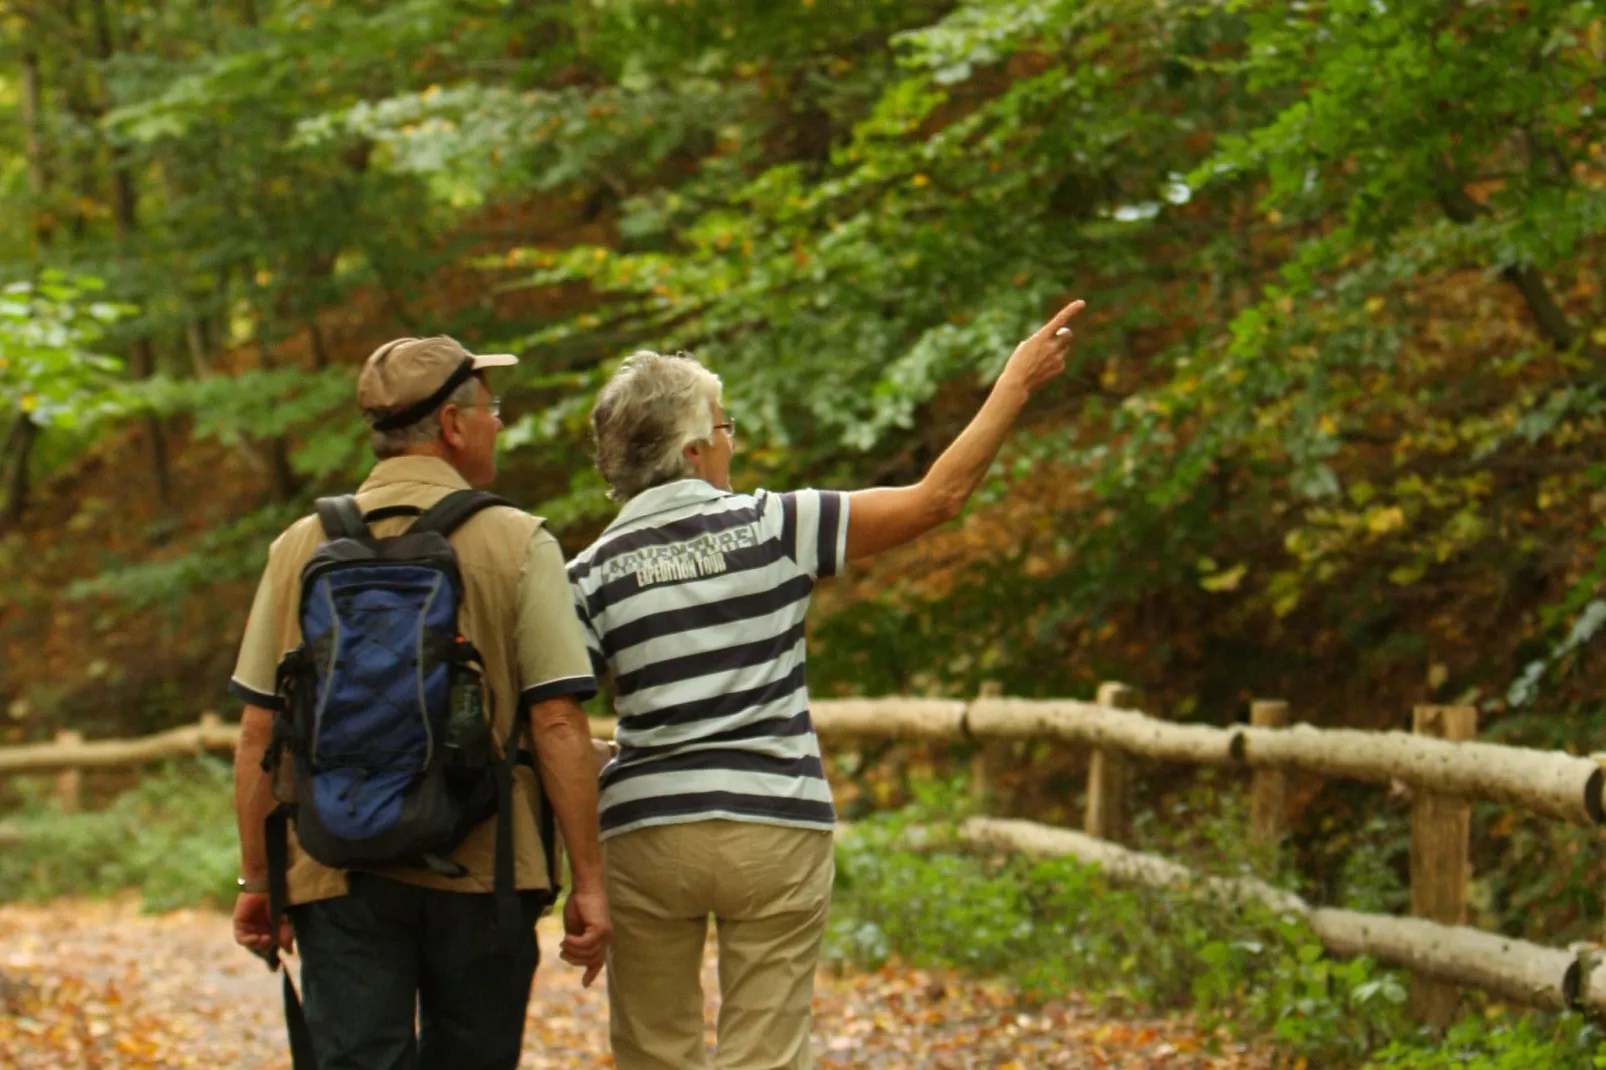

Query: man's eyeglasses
left=714, top=416, right=736, bottom=438
left=461, top=396, right=501, bottom=419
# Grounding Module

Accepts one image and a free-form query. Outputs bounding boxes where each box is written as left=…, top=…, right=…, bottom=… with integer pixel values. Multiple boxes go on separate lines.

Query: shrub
left=0, top=759, right=237, bottom=911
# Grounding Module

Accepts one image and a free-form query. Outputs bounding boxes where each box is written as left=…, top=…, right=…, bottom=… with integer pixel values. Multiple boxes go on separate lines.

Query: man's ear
left=439, top=406, right=467, bottom=450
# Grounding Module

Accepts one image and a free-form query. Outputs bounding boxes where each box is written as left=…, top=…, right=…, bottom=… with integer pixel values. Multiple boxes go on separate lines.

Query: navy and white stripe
left=568, top=479, right=849, bottom=839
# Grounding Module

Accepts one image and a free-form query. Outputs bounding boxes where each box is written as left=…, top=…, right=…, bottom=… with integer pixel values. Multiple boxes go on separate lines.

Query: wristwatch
left=237, top=876, right=270, bottom=894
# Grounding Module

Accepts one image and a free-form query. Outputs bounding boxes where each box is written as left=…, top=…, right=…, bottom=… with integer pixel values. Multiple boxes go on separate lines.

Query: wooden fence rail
left=5, top=689, right=1605, bottom=1027
left=958, top=818, right=1593, bottom=1015
left=5, top=701, right=1600, bottom=828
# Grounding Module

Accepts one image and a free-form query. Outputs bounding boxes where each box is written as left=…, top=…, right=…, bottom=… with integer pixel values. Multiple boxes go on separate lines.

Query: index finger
left=1041, top=299, right=1086, bottom=335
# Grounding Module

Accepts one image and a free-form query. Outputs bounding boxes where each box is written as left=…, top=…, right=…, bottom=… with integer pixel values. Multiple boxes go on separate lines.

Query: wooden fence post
left=1085, top=682, right=1135, bottom=843
left=53, top=729, right=81, bottom=812
left=969, top=680, right=1003, bottom=808
left=1410, top=704, right=1477, bottom=1028
left=1249, top=700, right=1289, bottom=870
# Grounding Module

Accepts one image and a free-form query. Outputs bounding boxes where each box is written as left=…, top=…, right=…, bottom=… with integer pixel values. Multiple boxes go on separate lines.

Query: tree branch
left=1438, top=186, right=1590, bottom=356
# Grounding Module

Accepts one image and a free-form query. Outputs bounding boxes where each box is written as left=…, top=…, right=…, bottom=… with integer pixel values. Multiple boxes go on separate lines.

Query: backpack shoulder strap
left=314, top=495, right=368, bottom=540
left=362, top=504, right=425, bottom=526
left=410, top=489, right=516, bottom=539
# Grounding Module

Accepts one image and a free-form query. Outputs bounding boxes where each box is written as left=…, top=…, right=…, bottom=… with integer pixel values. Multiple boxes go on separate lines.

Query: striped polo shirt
left=567, top=478, right=849, bottom=839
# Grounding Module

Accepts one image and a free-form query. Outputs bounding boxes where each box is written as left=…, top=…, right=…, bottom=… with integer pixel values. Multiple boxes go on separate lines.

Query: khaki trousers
left=604, top=820, right=834, bottom=1070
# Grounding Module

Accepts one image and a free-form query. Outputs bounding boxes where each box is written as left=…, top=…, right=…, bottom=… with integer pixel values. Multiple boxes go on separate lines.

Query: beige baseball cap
left=357, top=336, right=518, bottom=430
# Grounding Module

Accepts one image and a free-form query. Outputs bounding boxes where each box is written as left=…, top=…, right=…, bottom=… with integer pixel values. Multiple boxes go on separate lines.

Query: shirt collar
left=357, top=455, right=472, bottom=494
left=607, top=479, right=731, bottom=532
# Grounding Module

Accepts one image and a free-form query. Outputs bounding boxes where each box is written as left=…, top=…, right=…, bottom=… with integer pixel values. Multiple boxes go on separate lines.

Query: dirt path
left=0, top=900, right=1272, bottom=1068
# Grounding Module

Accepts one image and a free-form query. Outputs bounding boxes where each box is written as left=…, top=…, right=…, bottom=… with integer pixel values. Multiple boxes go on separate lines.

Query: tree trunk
left=267, top=435, right=299, bottom=502
left=10, top=7, right=55, bottom=526
left=90, top=0, right=173, bottom=505
left=306, top=316, right=330, bottom=368
left=247, top=293, right=303, bottom=501
left=18, top=33, right=52, bottom=248
left=61, top=0, right=99, bottom=243
left=1, top=415, right=38, bottom=530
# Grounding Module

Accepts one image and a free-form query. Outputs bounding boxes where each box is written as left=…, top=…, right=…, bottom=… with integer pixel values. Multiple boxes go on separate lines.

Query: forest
left=2, top=1, right=1605, bottom=1066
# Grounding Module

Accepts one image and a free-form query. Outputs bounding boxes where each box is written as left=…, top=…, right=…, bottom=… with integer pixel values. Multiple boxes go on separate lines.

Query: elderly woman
left=569, top=299, right=1085, bottom=1070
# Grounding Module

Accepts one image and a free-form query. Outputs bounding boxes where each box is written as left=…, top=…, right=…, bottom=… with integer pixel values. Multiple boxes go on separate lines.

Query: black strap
left=369, top=357, right=477, bottom=431
left=265, top=804, right=292, bottom=952
left=492, top=703, right=526, bottom=946
left=313, top=496, right=367, bottom=541
left=538, top=784, right=558, bottom=901
left=420, top=851, right=469, bottom=878
left=411, top=489, right=515, bottom=540
left=511, top=745, right=554, bottom=885
left=283, top=972, right=316, bottom=1070
left=263, top=803, right=318, bottom=1069
left=361, top=504, right=424, bottom=525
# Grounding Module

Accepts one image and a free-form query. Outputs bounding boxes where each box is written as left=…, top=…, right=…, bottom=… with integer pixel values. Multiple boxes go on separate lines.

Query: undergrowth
left=0, top=759, right=236, bottom=911
left=825, top=779, right=1606, bottom=1070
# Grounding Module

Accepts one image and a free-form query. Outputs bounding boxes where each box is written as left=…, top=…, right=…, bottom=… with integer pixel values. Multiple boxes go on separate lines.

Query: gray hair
left=367, top=375, right=483, bottom=459
left=591, top=350, right=722, bottom=502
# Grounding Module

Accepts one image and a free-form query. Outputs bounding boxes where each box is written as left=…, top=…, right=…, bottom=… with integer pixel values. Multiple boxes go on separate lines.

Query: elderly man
left=229, top=336, right=611, bottom=1070
left=569, top=299, right=1085, bottom=1069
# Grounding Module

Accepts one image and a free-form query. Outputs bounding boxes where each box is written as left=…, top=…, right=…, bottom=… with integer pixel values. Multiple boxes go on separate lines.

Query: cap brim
left=470, top=352, right=519, bottom=369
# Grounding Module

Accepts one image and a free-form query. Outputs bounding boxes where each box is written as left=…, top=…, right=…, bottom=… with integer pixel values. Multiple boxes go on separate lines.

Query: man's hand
left=999, top=298, right=1085, bottom=394
left=232, top=891, right=294, bottom=965
left=559, top=887, right=613, bottom=988
left=590, top=738, right=614, bottom=776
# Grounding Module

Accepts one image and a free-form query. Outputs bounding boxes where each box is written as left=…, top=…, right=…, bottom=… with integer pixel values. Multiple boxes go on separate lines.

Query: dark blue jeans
left=288, top=873, right=546, bottom=1070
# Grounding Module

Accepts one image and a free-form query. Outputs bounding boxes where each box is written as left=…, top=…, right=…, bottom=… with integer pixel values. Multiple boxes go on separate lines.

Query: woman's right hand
left=1000, top=298, right=1085, bottom=394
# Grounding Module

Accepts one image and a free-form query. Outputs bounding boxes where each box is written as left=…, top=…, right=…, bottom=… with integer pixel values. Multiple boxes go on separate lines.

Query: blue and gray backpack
left=259, top=490, right=553, bottom=951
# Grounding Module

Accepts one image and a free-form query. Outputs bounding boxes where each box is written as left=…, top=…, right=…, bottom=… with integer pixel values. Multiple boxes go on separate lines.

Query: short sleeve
left=228, top=558, right=283, bottom=709
left=516, top=528, right=600, bottom=707
left=763, top=489, right=849, bottom=580
left=571, top=587, right=608, bottom=679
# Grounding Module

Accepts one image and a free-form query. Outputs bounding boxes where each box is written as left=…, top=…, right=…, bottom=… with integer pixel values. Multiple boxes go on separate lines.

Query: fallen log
left=0, top=823, right=22, bottom=847
left=959, top=817, right=1582, bottom=1014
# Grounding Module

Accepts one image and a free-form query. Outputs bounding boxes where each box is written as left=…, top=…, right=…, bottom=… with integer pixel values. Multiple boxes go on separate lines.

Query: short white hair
left=590, top=350, right=722, bottom=502
left=368, top=375, right=482, bottom=459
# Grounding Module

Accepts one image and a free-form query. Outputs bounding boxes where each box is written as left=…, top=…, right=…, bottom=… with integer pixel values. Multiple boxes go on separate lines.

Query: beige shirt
left=229, top=456, right=596, bottom=906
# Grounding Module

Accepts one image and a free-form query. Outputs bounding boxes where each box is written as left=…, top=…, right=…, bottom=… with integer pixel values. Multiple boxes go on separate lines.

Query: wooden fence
left=3, top=690, right=1605, bottom=1025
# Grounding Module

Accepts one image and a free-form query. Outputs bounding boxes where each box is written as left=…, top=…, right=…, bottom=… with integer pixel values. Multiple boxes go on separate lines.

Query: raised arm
left=845, top=299, right=1085, bottom=562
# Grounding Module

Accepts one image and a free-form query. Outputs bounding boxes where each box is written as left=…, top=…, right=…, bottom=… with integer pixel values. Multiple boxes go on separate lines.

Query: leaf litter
left=1, top=900, right=1274, bottom=1068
